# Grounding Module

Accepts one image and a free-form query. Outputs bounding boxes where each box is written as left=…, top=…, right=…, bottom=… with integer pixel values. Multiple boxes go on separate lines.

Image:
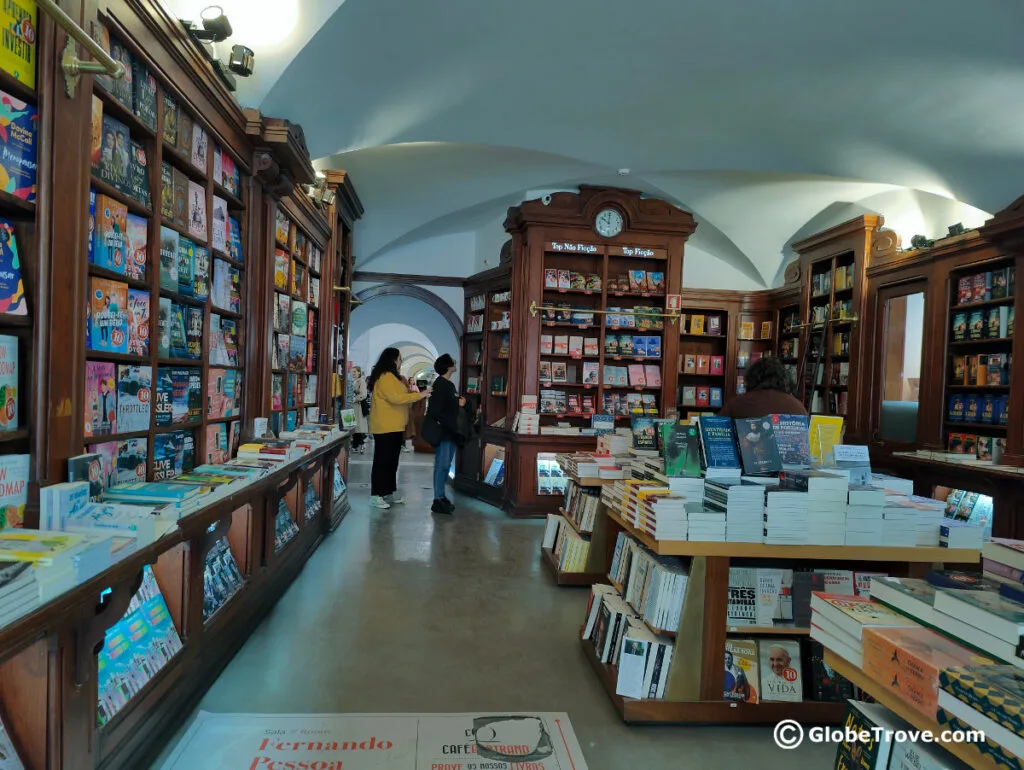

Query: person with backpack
left=349, top=366, right=369, bottom=453
left=421, top=354, right=464, bottom=514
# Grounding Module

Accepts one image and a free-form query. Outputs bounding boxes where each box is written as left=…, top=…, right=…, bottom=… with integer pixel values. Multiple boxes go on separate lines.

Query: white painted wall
left=348, top=295, right=460, bottom=373
left=903, top=292, right=925, bottom=380
left=682, top=245, right=767, bottom=291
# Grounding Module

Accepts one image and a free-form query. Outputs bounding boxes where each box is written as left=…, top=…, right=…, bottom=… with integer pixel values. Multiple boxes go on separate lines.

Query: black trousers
left=352, top=432, right=367, bottom=450
left=371, top=432, right=404, bottom=497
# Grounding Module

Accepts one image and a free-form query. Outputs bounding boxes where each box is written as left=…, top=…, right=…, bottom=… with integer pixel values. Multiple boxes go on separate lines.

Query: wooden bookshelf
left=678, top=307, right=728, bottom=417
left=824, top=651, right=1000, bottom=770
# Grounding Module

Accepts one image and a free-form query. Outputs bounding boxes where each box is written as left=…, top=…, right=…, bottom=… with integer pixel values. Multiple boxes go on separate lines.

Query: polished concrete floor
left=156, top=453, right=835, bottom=769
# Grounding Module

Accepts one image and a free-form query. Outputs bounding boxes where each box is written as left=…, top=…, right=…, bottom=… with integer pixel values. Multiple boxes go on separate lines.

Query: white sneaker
left=401, top=444, right=412, bottom=453
left=370, top=496, right=391, bottom=509
left=384, top=493, right=405, bottom=505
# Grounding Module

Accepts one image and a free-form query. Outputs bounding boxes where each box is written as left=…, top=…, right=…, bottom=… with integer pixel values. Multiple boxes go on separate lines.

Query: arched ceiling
left=173, top=0, right=1024, bottom=288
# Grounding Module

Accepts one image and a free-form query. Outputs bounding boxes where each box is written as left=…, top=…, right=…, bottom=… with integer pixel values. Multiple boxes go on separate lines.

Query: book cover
left=227, top=217, right=243, bottom=263
left=698, top=416, right=740, bottom=469
left=288, top=335, right=305, bottom=371
left=176, top=236, right=194, bottom=296
left=631, top=416, right=657, bottom=450
left=274, top=293, right=290, bottom=333
left=696, top=386, right=710, bottom=407
left=696, top=355, right=710, bottom=375
left=126, top=288, right=149, bottom=357
left=734, top=417, right=783, bottom=474
left=127, top=141, right=150, bottom=208
left=0, top=90, right=34, bottom=202
left=212, top=259, right=240, bottom=313
left=153, top=368, right=171, bottom=427
left=162, top=92, right=177, bottom=145
left=90, top=96, right=103, bottom=172
left=156, top=297, right=171, bottom=358
left=131, top=60, right=157, bottom=130
left=290, top=299, right=308, bottom=338
left=724, top=639, right=759, bottom=703
left=969, top=310, right=985, bottom=340
left=115, top=365, right=151, bottom=434
left=124, top=213, right=148, bottom=282
left=187, top=180, right=206, bottom=241
left=169, top=301, right=187, bottom=359
left=211, top=196, right=227, bottom=254
left=84, top=361, right=116, bottom=438
left=68, top=452, right=103, bottom=501
left=808, top=415, right=843, bottom=464
left=710, top=355, right=724, bottom=375
left=708, top=316, right=722, bottom=335
left=206, top=423, right=229, bottom=464
left=274, top=211, right=289, bottom=245
left=628, top=270, right=646, bottom=292
left=115, top=438, right=147, bottom=484
left=0, top=0, right=36, bottom=90
left=690, top=315, right=705, bottom=335
left=273, top=249, right=289, bottom=290
left=108, top=37, right=133, bottom=107
left=88, top=277, right=129, bottom=354
left=177, top=108, right=193, bottom=156
left=187, top=369, right=202, bottom=422
left=171, top=167, right=188, bottom=229
left=951, top=312, right=967, bottom=341
left=0, top=219, right=25, bottom=315
left=92, top=194, right=128, bottom=274
left=709, top=387, right=723, bottom=407
left=151, top=432, right=182, bottom=480
left=662, top=422, right=702, bottom=477
left=220, top=151, right=239, bottom=196
left=739, top=321, right=754, bottom=339
left=769, top=414, right=811, bottom=468
left=86, top=440, right=118, bottom=490
left=158, top=227, right=178, bottom=291
left=939, top=665, right=1024, bottom=740
left=647, top=271, right=665, bottom=293
left=185, top=306, right=203, bottom=359
left=758, top=639, right=802, bottom=702
left=192, top=246, right=210, bottom=301
left=190, top=123, right=207, bottom=171
left=98, top=113, right=129, bottom=193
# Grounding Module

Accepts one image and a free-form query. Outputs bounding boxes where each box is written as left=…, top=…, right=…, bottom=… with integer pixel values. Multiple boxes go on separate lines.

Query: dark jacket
left=426, top=376, right=461, bottom=441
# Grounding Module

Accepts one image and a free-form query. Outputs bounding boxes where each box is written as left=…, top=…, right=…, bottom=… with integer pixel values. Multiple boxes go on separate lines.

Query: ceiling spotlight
left=186, top=5, right=232, bottom=42
left=618, top=168, right=630, bottom=176
left=229, top=44, right=255, bottom=77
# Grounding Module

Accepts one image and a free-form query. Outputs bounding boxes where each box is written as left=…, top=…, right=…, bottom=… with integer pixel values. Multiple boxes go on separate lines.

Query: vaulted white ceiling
left=165, top=0, right=1024, bottom=288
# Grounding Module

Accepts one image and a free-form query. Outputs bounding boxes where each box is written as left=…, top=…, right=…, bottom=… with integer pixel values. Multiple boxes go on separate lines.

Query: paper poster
left=162, top=711, right=588, bottom=770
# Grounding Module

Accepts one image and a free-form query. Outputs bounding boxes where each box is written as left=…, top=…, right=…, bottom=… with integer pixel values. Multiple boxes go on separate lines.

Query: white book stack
left=880, top=501, right=922, bottom=547
left=705, top=481, right=765, bottom=543
left=649, top=496, right=688, bottom=541
left=804, top=475, right=848, bottom=546
left=763, top=490, right=809, bottom=544
left=939, top=519, right=984, bottom=550
left=907, top=494, right=945, bottom=546
left=641, top=556, right=689, bottom=632
left=870, top=473, right=915, bottom=497
left=518, top=412, right=540, bottom=435
left=688, top=508, right=726, bottom=541
left=0, top=562, right=40, bottom=627
left=846, top=486, right=885, bottom=545
left=667, top=476, right=704, bottom=500
left=598, top=432, right=632, bottom=456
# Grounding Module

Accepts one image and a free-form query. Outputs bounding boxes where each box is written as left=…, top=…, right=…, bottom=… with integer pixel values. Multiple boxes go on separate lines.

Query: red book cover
left=696, top=386, right=710, bottom=407
left=710, top=355, right=724, bottom=375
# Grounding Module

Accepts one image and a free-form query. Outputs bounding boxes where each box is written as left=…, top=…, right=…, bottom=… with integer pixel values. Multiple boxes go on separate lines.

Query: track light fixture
left=180, top=6, right=255, bottom=93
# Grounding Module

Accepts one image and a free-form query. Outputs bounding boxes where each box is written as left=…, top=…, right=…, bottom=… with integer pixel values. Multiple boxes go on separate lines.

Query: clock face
left=595, top=208, right=624, bottom=238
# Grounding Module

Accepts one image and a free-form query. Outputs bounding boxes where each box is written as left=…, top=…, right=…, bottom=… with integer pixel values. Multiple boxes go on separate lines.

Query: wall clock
left=594, top=208, right=624, bottom=238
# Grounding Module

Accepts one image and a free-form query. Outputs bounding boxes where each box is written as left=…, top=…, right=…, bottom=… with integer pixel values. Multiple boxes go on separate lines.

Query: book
left=108, top=37, right=133, bottom=107
left=187, top=180, right=206, bottom=241
left=274, top=211, right=290, bottom=245
left=170, top=167, right=188, bottom=230
left=212, top=260, right=241, bottom=313
left=185, top=306, right=203, bottom=359
left=220, top=151, right=239, bottom=196
left=0, top=335, right=15, bottom=433
left=115, top=365, right=151, bottom=433
left=710, top=355, right=724, bottom=375
left=273, top=249, right=289, bottom=290
left=739, top=321, right=755, bottom=339
left=0, top=219, right=25, bottom=316
left=833, top=702, right=897, bottom=770
left=98, top=114, right=129, bottom=193
left=131, top=59, right=157, bottom=131
left=808, top=415, right=843, bottom=464
left=758, top=639, right=802, bottom=702
left=810, top=592, right=918, bottom=640
left=631, top=416, right=657, bottom=451
left=211, top=196, right=228, bottom=254
left=126, top=289, right=149, bottom=356
left=162, top=92, right=178, bottom=145
left=734, top=417, right=783, bottom=475
left=696, top=355, right=710, bottom=375
left=177, top=108, right=193, bottom=157
left=92, top=194, right=128, bottom=274
left=760, top=415, right=809, bottom=469
left=662, top=422, right=702, bottom=477
left=724, top=639, right=759, bottom=703
left=707, top=316, right=722, bottom=335
left=291, top=300, right=308, bottom=337
left=176, top=237, right=195, bottom=296
left=690, top=315, right=705, bottom=335
left=933, top=587, right=1024, bottom=646
left=0, top=0, right=36, bottom=90
left=192, top=246, right=210, bottom=301
left=939, top=665, right=1024, bottom=741
left=68, top=452, right=104, bottom=501
left=88, top=277, right=129, bottom=354
left=191, top=123, right=207, bottom=171
left=127, top=141, right=150, bottom=209
left=698, top=416, right=741, bottom=471
left=125, top=213, right=147, bottom=281
left=227, top=217, right=243, bottom=263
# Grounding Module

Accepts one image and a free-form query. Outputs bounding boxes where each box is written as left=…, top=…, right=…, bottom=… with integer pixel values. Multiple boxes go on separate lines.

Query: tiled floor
left=155, top=453, right=835, bottom=768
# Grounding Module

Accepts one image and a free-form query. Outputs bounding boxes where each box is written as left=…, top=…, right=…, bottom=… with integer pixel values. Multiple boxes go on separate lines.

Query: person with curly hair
left=719, top=356, right=806, bottom=419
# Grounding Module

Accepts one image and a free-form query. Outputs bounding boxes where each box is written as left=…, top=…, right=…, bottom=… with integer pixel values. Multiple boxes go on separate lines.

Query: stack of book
left=810, top=592, right=917, bottom=668
left=624, top=549, right=689, bottom=633
left=881, top=499, right=930, bottom=547
left=0, top=562, right=39, bottom=627
left=763, top=488, right=809, bottom=544
left=780, top=471, right=846, bottom=545
left=102, top=481, right=207, bottom=516
left=687, top=507, right=726, bottom=541
left=704, top=480, right=764, bottom=543
left=940, top=518, right=985, bottom=550
left=644, top=496, right=689, bottom=541
left=845, top=485, right=885, bottom=545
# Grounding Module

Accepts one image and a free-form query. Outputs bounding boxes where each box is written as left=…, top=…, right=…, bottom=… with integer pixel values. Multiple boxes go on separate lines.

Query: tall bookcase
left=791, top=215, right=882, bottom=443
left=83, top=16, right=252, bottom=481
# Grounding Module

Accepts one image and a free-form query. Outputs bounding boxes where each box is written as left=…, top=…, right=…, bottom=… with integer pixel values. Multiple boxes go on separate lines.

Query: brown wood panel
left=0, top=638, right=54, bottom=770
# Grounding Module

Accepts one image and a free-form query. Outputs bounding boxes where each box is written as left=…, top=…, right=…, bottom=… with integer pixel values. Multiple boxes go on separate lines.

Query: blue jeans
left=434, top=440, right=457, bottom=499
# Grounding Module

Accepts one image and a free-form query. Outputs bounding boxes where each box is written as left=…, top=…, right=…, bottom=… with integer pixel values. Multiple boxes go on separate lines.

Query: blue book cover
left=227, top=216, right=243, bottom=262
left=982, top=395, right=996, bottom=424
left=769, top=414, right=810, bottom=468
left=0, top=90, right=37, bottom=201
left=286, top=410, right=297, bottom=431
left=965, top=394, right=980, bottom=422
left=948, top=394, right=965, bottom=422
left=154, top=367, right=173, bottom=427
left=0, top=217, right=26, bottom=314
left=591, top=413, right=614, bottom=434
left=169, top=367, right=190, bottom=425
left=698, top=416, right=741, bottom=469
left=630, top=416, right=657, bottom=450
left=647, top=336, right=661, bottom=358
left=709, top=387, right=723, bottom=407
left=87, top=277, right=129, bottom=354
left=104, top=480, right=196, bottom=500
left=151, top=432, right=182, bottom=480
left=632, top=335, right=647, bottom=357
left=998, top=396, right=1009, bottom=425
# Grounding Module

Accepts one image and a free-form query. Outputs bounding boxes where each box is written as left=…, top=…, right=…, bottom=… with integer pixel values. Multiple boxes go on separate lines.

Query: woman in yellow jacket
left=367, top=347, right=431, bottom=509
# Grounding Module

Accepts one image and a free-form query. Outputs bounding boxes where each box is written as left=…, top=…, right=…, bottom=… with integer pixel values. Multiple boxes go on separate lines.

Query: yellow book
left=0, top=530, right=82, bottom=566
left=809, top=415, right=844, bottom=464
left=0, top=0, right=37, bottom=90
left=739, top=321, right=755, bottom=340
left=691, top=315, right=706, bottom=335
